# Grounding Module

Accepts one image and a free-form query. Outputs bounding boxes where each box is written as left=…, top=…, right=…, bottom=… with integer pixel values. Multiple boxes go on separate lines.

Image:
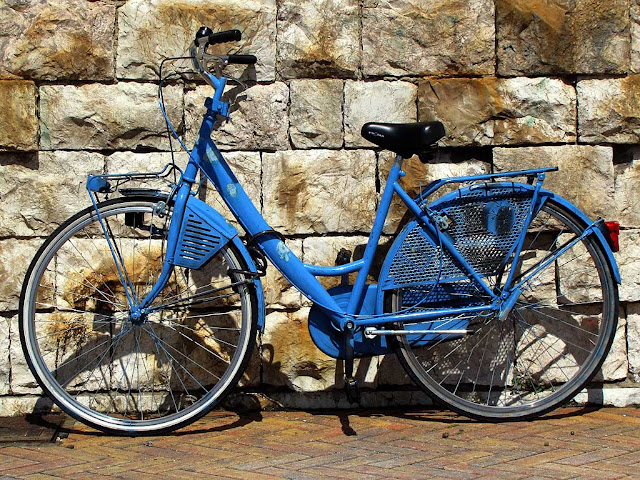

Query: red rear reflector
left=605, top=221, right=620, bottom=252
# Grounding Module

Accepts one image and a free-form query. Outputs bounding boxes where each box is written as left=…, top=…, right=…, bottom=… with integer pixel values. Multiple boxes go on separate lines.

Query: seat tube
left=346, top=155, right=405, bottom=315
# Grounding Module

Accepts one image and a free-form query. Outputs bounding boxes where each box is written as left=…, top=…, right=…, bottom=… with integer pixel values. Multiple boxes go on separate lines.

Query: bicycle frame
left=86, top=86, right=619, bottom=337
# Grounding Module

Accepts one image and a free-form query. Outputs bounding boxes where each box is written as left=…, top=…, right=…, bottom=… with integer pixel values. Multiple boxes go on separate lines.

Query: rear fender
left=427, top=183, right=621, bottom=284
left=376, top=182, right=620, bottom=314
left=431, top=183, right=621, bottom=283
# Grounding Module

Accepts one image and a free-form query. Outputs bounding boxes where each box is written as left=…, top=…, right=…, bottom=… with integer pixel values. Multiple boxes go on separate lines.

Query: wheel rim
left=395, top=201, right=617, bottom=418
left=22, top=200, right=255, bottom=432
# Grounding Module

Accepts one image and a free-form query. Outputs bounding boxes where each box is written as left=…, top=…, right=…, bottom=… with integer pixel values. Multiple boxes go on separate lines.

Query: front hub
left=129, top=306, right=147, bottom=325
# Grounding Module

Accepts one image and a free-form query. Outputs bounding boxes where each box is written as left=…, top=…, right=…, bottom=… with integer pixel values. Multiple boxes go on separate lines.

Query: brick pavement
left=1, top=407, right=640, bottom=479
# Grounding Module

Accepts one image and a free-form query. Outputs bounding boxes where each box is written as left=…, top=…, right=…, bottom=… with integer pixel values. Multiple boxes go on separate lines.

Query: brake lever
left=191, top=43, right=251, bottom=123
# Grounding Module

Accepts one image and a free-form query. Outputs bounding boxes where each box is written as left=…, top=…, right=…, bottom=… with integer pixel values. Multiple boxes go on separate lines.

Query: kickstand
left=343, top=321, right=360, bottom=404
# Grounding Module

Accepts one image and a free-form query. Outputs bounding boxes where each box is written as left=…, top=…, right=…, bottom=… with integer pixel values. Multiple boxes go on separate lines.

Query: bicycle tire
left=391, top=195, right=618, bottom=420
left=20, top=196, right=258, bottom=435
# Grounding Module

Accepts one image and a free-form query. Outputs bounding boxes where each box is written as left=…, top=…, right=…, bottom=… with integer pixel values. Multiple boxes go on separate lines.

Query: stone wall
left=1, top=0, right=640, bottom=413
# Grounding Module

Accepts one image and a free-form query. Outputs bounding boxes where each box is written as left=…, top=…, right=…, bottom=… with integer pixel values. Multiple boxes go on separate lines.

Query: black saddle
left=361, top=121, right=445, bottom=158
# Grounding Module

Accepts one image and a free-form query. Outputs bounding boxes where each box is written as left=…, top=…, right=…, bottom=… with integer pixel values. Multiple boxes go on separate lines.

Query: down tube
left=194, top=138, right=344, bottom=319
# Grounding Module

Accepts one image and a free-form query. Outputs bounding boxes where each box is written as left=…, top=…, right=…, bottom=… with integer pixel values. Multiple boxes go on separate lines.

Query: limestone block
left=378, top=150, right=491, bottom=234
left=40, top=83, right=182, bottom=151
left=106, top=151, right=189, bottom=194
left=493, top=145, right=614, bottom=221
left=557, top=233, right=605, bottom=305
left=632, top=0, right=640, bottom=72
left=117, top=0, right=276, bottom=81
left=578, top=76, right=640, bottom=144
left=628, top=303, right=640, bottom=381
left=374, top=355, right=412, bottom=387
left=277, top=0, right=360, bottom=78
left=263, top=239, right=303, bottom=309
left=261, top=309, right=381, bottom=390
left=618, top=229, right=640, bottom=303
left=9, top=315, right=41, bottom=394
left=516, top=306, right=625, bottom=385
left=419, top=77, right=576, bottom=146
left=599, top=314, right=628, bottom=382
left=261, top=309, right=336, bottom=390
left=303, top=235, right=373, bottom=291
left=0, top=397, right=61, bottom=416
left=497, top=0, right=630, bottom=76
left=184, top=83, right=289, bottom=151
left=289, top=79, right=343, bottom=149
left=519, top=249, right=559, bottom=306
left=344, top=81, right=417, bottom=148
left=362, top=0, right=495, bottom=77
left=12, top=309, right=175, bottom=396
left=0, top=0, right=115, bottom=81
left=0, top=317, right=9, bottom=395
left=0, top=239, right=43, bottom=312
left=615, top=152, right=640, bottom=228
left=262, top=150, right=376, bottom=234
left=106, top=151, right=179, bottom=175
left=0, top=81, right=37, bottom=150
left=0, top=151, right=104, bottom=237
left=107, top=151, right=188, bottom=198
left=0, top=397, right=58, bottom=416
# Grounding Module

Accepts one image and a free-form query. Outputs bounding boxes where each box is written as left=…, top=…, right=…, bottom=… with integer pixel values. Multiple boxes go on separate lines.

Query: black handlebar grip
left=226, top=54, right=257, bottom=65
left=207, top=29, right=242, bottom=45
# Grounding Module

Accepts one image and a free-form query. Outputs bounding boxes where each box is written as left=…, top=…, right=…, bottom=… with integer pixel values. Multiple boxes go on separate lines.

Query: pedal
left=344, top=376, right=360, bottom=404
left=336, top=248, right=352, bottom=285
left=335, top=248, right=352, bottom=266
left=342, top=321, right=360, bottom=404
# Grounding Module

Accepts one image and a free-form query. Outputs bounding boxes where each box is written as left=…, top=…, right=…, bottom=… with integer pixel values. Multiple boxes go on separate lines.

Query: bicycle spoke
left=144, top=324, right=213, bottom=390
left=393, top=192, right=616, bottom=420
left=66, top=239, right=121, bottom=304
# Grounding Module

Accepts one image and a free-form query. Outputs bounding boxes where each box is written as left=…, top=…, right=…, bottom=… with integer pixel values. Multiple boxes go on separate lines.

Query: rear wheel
left=20, top=197, right=258, bottom=435
left=392, top=199, right=618, bottom=420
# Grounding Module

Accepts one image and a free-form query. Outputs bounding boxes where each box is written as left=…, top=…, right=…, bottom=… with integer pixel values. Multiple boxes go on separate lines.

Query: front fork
left=87, top=173, right=195, bottom=315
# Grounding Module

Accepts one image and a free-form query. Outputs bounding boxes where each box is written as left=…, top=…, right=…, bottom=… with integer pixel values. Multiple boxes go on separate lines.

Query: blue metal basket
left=382, top=187, right=533, bottom=309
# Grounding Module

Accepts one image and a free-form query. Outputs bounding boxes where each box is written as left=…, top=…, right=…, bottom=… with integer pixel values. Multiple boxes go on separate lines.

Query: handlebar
left=192, top=26, right=257, bottom=73
left=207, top=29, right=242, bottom=46
left=190, top=27, right=257, bottom=118
left=225, top=54, right=257, bottom=65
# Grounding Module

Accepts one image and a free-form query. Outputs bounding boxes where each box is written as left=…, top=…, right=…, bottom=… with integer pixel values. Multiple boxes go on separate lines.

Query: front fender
left=229, top=236, right=266, bottom=332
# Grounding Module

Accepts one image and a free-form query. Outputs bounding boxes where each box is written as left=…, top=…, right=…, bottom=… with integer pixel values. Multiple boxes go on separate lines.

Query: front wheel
left=392, top=198, right=618, bottom=420
left=19, top=197, right=258, bottom=435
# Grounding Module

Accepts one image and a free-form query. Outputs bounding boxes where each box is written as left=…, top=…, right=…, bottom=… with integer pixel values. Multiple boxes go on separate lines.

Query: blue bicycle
left=20, top=28, right=621, bottom=435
